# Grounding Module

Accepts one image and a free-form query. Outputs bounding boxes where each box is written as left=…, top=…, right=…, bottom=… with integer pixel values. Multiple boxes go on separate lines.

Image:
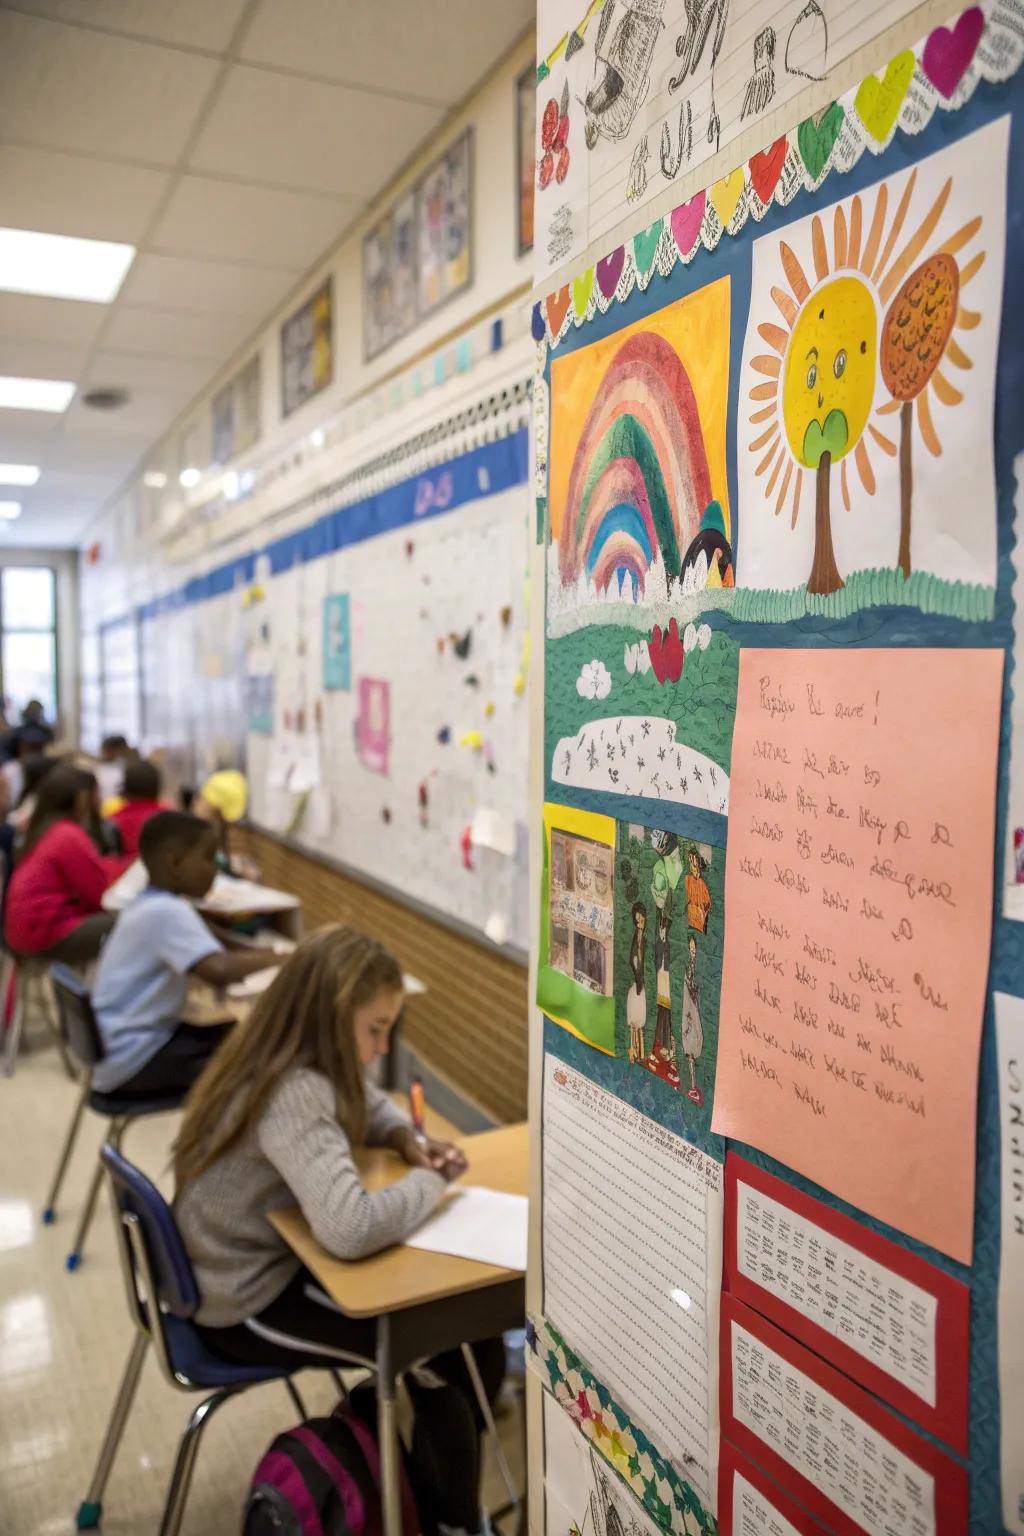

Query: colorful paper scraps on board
left=614, top=822, right=724, bottom=1137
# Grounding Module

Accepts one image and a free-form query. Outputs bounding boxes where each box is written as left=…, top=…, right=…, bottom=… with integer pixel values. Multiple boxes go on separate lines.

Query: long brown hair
left=173, top=925, right=403, bottom=1188
left=23, top=764, right=96, bottom=853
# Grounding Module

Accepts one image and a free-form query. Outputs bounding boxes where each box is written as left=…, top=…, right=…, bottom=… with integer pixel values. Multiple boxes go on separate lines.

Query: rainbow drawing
left=558, top=331, right=716, bottom=595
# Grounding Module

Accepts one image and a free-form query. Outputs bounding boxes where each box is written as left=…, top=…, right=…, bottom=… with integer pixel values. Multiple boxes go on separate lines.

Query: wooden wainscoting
left=234, top=826, right=529, bottom=1125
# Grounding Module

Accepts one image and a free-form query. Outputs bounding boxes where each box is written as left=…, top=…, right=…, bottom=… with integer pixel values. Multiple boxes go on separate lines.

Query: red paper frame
left=718, top=1439, right=826, bottom=1536
left=724, top=1155, right=969, bottom=1452
left=720, top=1297, right=968, bottom=1536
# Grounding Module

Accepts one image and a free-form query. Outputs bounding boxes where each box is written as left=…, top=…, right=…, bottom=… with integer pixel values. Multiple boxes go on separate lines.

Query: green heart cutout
left=802, top=410, right=849, bottom=467
left=797, top=101, right=844, bottom=181
left=855, top=50, right=915, bottom=143
left=632, top=221, right=662, bottom=277
left=572, top=266, right=595, bottom=318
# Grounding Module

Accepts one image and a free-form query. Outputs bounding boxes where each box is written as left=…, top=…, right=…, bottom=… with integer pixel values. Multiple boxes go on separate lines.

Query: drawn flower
left=697, top=622, right=712, bottom=650
left=683, top=622, right=698, bottom=653
left=647, top=618, right=684, bottom=684
left=624, top=640, right=652, bottom=675
left=576, top=659, right=612, bottom=699
left=637, top=1452, right=655, bottom=1482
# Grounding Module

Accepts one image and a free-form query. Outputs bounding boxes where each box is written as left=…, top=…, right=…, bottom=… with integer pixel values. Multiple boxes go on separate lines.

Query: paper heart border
left=534, top=3, right=1021, bottom=346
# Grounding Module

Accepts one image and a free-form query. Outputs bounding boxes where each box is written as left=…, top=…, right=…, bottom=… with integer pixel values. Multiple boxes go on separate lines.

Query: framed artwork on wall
left=280, top=277, right=333, bottom=418
left=363, top=190, right=418, bottom=362
left=416, top=128, right=473, bottom=319
left=516, top=64, right=534, bottom=257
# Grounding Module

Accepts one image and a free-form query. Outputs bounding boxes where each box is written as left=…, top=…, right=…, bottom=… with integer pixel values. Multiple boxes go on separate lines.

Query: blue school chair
left=76, top=1144, right=351, bottom=1536
left=42, top=963, right=184, bottom=1269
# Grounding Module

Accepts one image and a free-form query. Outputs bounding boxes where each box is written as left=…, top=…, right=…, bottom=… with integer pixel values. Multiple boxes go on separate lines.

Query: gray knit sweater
left=175, top=1067, right=447, bottom=1326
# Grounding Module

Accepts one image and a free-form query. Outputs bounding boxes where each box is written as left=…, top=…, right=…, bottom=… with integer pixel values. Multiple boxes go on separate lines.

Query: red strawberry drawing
left=554, top=113, right=570, bottom=149
left=648, top=618, right=684, bottom=684
left=538, top=150, right=555, bottom=190
left=555, top=146, right=570, bottom=183
left=542, top=98, right=559, bottom=150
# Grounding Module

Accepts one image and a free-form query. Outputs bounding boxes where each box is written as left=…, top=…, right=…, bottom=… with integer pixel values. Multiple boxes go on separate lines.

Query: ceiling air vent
left=82, top=387, right=129, bottom=411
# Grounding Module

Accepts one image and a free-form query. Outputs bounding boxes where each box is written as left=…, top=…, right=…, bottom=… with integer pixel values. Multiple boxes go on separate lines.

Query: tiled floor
left=0, top=1023, right=525, bottom=1535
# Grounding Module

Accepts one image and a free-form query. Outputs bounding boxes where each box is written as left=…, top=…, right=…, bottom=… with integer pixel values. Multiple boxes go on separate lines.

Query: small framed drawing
left=516, top=64, right=535, bottom=257
left=416, top=128, right=473, bottom=319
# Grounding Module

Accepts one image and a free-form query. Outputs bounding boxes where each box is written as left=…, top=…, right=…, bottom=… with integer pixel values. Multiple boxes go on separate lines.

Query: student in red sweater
left=110, top=760, right=167, bottom=861
left=5, top=765, right=120, bottom=963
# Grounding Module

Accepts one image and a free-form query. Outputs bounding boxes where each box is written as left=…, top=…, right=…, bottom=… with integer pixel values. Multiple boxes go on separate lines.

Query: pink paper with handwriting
left=356, top=677, right=390, bottom=775
left=712, top=648, right=1003, bottom=1262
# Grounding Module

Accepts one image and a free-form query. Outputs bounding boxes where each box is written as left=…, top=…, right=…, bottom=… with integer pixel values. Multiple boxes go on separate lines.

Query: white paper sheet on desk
left=404, top=1187, right=528, bottom=1271
left=202, top=875, right=300, bottom=914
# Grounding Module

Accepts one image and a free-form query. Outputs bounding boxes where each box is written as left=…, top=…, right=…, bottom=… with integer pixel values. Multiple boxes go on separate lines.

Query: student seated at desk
left=173, top=925, right=505, bottom=1536
left=189, top=769, right=261, bottom=881
left=5, top=765, right=121, bottom=963
left=108, top=759, right=167, bottom=860
left=90, top=811, right=284, bottom=1096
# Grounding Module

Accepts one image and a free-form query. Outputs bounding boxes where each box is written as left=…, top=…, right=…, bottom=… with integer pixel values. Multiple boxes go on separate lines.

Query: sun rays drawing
left=738, top=119, right=1005, bottom=615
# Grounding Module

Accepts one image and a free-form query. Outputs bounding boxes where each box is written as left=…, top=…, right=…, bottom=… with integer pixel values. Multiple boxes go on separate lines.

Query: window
left=1, top=566, right=58, bottom=724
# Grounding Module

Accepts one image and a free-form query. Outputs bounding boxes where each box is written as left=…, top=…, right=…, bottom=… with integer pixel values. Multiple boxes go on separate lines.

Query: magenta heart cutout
left=922, top=5, right=984, bottom=98
left=596, top=246, right=625, bottom=300
left=671, top=191, right=706, bottom=259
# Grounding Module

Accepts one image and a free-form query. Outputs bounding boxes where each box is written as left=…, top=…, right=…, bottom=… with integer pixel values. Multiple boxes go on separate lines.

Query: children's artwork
left=363, top=191, right=418, bottom=360
left=517, top=63, right=535, bottom=257
left=355, top=677, right=390, bottom=776
left=722, top=1296, right=969, bottom=1536
left=417, top=129, right=472, bottom=317
left=322, top=594, right=351, bottom=691
left=548, top=280, right=732, bottom=634
left=996, top=991, right=1024, bottom=1534
left=712, top=647, right=1003, bottom=1263
left=542, top=1390, right=666, bottom=1536
left=725, top=1155, right=970, bottom=1451
left=736, top=118, right=1006, bottom=620
left=542, top=1053, right=723, bottom=1509
left=539, top=803, right=617, bottom=1052
left=718, top=1440, right=828, bottom=1536
left=534, top=0, right=925, bottom=286
left=280, top=277, right=333, bottom=418
left=244, top=665, right=274, bottom=735
left=614, top=821, right=724, bottom=1135
left=211, top=353, right=261, bottom=464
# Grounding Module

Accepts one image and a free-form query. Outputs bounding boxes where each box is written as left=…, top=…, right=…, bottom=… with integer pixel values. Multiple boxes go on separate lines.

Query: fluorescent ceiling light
left=0, top=463, right=40, bottom=486
left=309, top=427, right=326, bottom=449
left=0, top=376, right=75, bottom=413
left=0, top=227, right=135, bottom=304
left=0, top=502, right=22, bottom=520
left=222, top=470, right=240, bottom=501
left=179, top=467, right=201, bottom=488
left=143, top=471, right=167, bottom=489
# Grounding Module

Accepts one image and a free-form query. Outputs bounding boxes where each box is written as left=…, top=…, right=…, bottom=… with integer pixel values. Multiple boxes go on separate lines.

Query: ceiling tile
left=0, top=292, right=107, bottom=348
left=189, top=64, right=443, bottom=198
left=0, top=335, right=95, bottom=379
left=119, top=252, right=296, bottom=318
left=61, top=388, right=195, bottom=440
left=101, top=304, right=251, bottom=361
left=0, top=11, right=219, bottom=166
left=83, top=348, right=212, bottom=393
left=0, top=144, right=169, bottom=244
left=42, top=428, right=151, bottom=477
left=7, top=0, right=248, bottom=53
left=152, top=174, right=359, bottom=267
left=0, top=509, right=94, bottom=548
left=0, top=415, right=60, bottom=458
left=242, top=0, right=534, bottom=103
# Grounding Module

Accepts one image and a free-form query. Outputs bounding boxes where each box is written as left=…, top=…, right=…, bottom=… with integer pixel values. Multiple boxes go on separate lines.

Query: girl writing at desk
left=174, top=924, right=505, bottom=1536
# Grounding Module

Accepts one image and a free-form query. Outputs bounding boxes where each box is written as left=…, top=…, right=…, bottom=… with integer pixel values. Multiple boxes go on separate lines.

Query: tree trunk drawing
left=807, top=452, right=843, bottom=594
left=897, top=399, right=913, bottom=580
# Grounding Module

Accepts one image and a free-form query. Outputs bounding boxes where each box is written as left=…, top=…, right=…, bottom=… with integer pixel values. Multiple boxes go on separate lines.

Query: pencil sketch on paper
left=785, top=0, right=828, bottom=79
left=735, top=120, right=1005, bottom=620
left=584, top=0, right=668, bottom=149
left=669, top=0, right=730, bottom=152
left=741, top=26, right=777, bottom=119
left=543, top=1391, right=667, bottom=1536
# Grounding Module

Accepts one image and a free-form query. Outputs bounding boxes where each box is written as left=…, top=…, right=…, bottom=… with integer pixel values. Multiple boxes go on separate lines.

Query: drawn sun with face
left=747, top=168, right=985, bottom=594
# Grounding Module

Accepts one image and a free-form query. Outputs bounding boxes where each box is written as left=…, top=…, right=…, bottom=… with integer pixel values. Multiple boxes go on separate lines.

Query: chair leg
left=65, top=1134, right=114, bottom=1272
left=43, top=1081, right=91, bottom=1224
left=2, top=961, right=24, bottom=1078
left=42, top=986, right=76, bottom=1080
left=157, top=1389, right=233, bottom=1536
left=329, top=1368, right=349, bottom=1405
left=284, top=1378, right=308, bottom=1418
left=75, top=1332, right=149, bottom=1529
left=461, top=1342, right=520, bottom=1522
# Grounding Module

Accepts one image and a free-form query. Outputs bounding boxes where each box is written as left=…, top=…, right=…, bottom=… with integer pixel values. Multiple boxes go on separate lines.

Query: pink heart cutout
left=922, top=5, right=984, bottom=98
left=596, top=246, right=625, bottom=300
left=671, top=191, right=706, bottom=259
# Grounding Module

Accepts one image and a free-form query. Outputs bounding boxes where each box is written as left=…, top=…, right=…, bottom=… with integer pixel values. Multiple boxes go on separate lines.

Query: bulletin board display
left=138, top=429, right=532, bottom=953
left=529, top=6, right=1024, bottom=1536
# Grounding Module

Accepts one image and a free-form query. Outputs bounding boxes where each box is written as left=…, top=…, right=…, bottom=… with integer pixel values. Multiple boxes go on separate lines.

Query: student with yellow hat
left=192, top=770, right=260, bottom=880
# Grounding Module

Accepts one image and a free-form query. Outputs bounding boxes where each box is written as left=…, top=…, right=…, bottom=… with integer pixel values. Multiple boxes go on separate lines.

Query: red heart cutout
left=922, top=6, right=984, bottom=98
left=749, top=137, right=788, bottom=207
left=545, top=285, right=571, bottom=337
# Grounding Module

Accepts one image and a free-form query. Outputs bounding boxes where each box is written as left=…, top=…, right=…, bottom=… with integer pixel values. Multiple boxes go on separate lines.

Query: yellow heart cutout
left=710, top=168, right=745, bottom=230
left=855, top=50, right=915, bottom=143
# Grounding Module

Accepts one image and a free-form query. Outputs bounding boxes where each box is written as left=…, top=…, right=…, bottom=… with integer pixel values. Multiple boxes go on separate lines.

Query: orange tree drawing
left=747, top=170, right=984, bottom=594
